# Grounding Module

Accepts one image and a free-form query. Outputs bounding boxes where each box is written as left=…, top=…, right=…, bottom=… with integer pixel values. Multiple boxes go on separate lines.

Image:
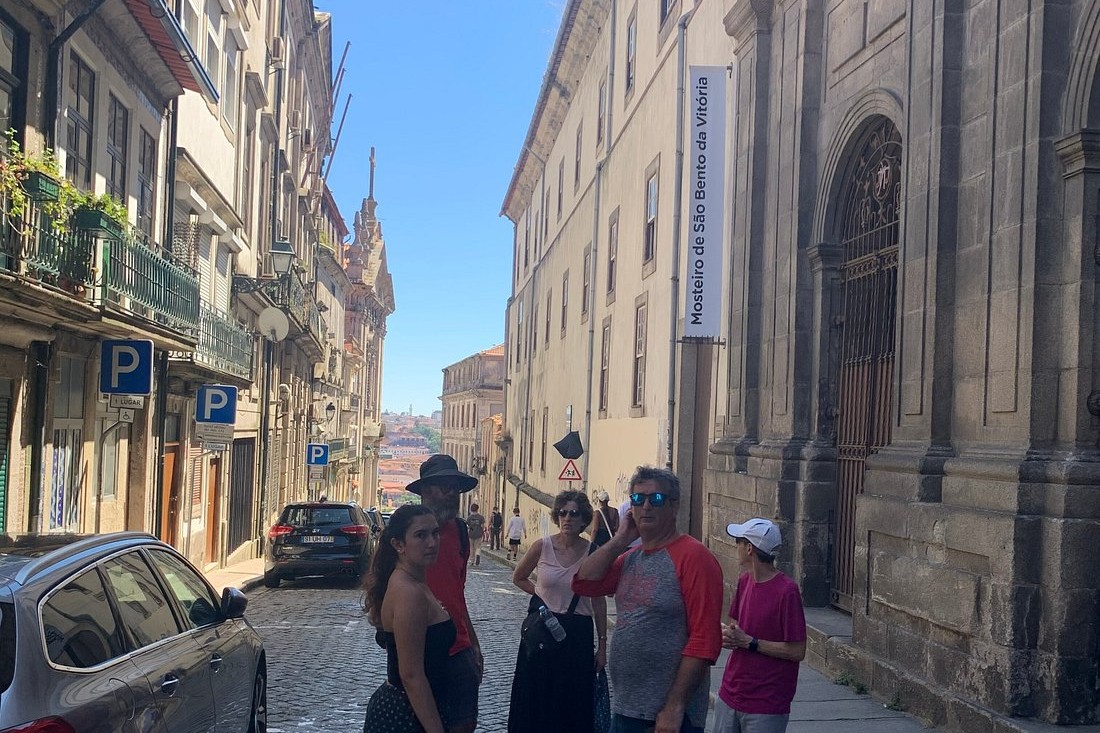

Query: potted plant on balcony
left=68, top=190, right=127, bottom=240
left=0, top=129, right=63, bottom=222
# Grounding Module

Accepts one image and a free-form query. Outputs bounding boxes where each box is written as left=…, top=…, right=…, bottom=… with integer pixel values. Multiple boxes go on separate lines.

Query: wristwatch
left=748, top=637, right=759, bottom=653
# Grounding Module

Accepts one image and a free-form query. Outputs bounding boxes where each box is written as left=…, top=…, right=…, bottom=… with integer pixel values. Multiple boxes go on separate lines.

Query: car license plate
left=300, top=535, right=333, bottom=543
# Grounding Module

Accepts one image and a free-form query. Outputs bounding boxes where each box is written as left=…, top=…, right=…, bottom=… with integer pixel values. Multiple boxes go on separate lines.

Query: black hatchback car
left=264, top=501, right=374, bottom=587
left=0, top=532, right=266, bottom=733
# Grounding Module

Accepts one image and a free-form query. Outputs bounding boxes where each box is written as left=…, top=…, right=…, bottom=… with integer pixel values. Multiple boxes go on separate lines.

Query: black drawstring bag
left=520, top=592, right=580, bottom=660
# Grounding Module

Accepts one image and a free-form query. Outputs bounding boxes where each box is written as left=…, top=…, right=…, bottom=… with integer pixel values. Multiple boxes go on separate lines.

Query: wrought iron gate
left=831, top=118, right=902, bottom=612
left=227, top=438, right=255, bottom=552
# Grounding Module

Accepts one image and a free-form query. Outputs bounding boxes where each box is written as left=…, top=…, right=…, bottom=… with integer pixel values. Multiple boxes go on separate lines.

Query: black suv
left=0, top=532, right=266, bottom=733
left=264, top=501, right=374, bottom=588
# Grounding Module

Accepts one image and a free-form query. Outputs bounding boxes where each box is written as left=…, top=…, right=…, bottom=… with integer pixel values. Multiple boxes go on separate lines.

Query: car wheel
left=249, top=668, right=267, bottom=733
left=263, top=571, right=280, bottom=588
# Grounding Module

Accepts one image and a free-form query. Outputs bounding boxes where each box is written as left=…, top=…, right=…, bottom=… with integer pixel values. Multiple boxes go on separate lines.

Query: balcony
left=103, top=231, right=200, bottom=336
left=167, top=302, right=254, bottom=381
left=2, top=199, right=199, bottom=341
left=1, top=198, right=97, bottom=298
left=232, top=268, right=325, bottom=360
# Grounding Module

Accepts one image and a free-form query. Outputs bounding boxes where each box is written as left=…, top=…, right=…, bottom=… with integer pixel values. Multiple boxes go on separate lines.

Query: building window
left=540, top=406, right=548, bottom=471
left=544, top=290, right=551, bottom=346
left=574, top=123, right=582, bottom=189
left=106, top=95, right=129, bottom=202
left=223, top=36, right=239, bottom=129
left=596, top=77, right=606, bottom=147
left=524, top=207, right=530, bottom=270
left=581, top=249, right=591, bottom=316
left=560, top=271, right=569, bottom=333
left=241, top=113, right=255, bottom=229
left=557, top=159, right=564, bottom=220
left=599, top=319, right=611, bottom=412
left=660, top=0, right=677, bottom=25
left=544, top=190, right=550, bottom=240
left=137, top=129, right=156, bottom=238
left=532, top=301, right=538, bottom=356
left=528, top=409, right=535, bottom=469
left=643, top=167, right=659, bottom=263
left=607, top=209, right=619, bottom=295
left=516, top=300, right=523, bottom=367
left=625, top=13, right=637, bottom=95
left=65, top=52, right=95, bottom=189
left=534, top=208, right=541, bottom=259
left=632, top=301, right=647, bottom=407
left=0, top=17, right=26, bottom=138
left=204, top=0, right=222, bottom=92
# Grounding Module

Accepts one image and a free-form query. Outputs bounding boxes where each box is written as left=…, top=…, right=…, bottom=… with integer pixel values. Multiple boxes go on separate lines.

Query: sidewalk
left=204, top=556, right=265, bottom=595
left=481, top=546, right=942, bottom=732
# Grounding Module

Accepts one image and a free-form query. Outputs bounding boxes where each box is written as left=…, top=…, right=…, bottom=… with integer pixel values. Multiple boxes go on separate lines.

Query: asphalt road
left=243, top=558, right=530, bottom=732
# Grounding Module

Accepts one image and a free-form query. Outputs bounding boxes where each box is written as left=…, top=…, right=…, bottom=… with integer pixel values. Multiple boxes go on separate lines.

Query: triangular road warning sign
left=558, top=459, right=583, bottom=481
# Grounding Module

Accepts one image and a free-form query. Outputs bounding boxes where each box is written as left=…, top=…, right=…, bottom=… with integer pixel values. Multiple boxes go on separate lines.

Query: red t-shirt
left=719, top=571, right=806, bottom=714
left=425, top=519, right=471, bottom=655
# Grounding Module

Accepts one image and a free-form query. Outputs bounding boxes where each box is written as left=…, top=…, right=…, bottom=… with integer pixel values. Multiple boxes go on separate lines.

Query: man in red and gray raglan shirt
left=716, top=518, right=807, bottom=733
left=573, top=466, right=723, bottom=733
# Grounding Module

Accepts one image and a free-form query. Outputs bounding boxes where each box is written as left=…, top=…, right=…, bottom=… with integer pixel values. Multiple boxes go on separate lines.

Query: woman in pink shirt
left=507, top=490, right=608, bottom=733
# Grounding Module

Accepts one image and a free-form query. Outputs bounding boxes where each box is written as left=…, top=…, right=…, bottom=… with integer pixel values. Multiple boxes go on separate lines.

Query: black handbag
left=520, top=592, right=581, bottom=660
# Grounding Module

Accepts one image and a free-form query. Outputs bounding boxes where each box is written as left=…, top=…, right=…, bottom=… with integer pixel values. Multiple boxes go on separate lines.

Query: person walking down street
left=362, top=505, right=451, bottom=733
left=490, top=506, right=504, bottom=550
left=574, top=466, right=724, bottom=733
left=589, top=489, right=619, bottom=547
left=406, top=455, right=483, bottom=733
left=465, top=503, right=486, bottom=567
left=715, top=518, right=807, bottom=733
left=505, top=507, right=527, bottom=561
left=508, top=490, right=608, bottom=733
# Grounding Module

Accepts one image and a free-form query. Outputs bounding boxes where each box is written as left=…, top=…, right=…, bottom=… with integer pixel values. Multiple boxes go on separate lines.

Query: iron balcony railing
left=195, top=303, right=254, bottom=380
left=103, top=231, right=200, bottom=335
left=274, top=271, right=326, bottom=343
left=1, top=198, right=96, bottom=298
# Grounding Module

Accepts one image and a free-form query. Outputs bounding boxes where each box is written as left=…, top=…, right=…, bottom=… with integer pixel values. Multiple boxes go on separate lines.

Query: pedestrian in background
left=490, top=506, right=504, bottom=550
left=505, top=507, right=526, bottom=561
left=508, top=489, right=608, bottom=733
left=465, top=503, right=486, bottom=567
left=715, top=518, right=807, bottom=733
left=362, top=504, right=450, bottom=733
left=589, top=489, right=619, bottom=547
left=407, top=455, right=482, bottom=733
left=574, top=466, right=724, bottom=733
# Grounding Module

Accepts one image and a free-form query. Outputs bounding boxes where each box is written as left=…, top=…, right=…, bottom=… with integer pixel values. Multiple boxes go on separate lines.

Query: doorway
left=205, top=456, right=221, bottom=564
left=831, top=117, right=902, bottom=612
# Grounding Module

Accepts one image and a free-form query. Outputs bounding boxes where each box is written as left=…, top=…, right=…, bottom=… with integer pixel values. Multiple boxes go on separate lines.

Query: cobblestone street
left=245, top=557, right=529, bottom=732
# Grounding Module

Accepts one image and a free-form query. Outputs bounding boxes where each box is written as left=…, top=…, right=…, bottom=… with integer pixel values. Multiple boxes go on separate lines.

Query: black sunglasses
left=629, top=492, right=672, bottom=508
left=556, top=509, right=582, bottom=518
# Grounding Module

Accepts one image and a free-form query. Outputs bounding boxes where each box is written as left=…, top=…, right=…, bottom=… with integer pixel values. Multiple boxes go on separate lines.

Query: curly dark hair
left=362, top=504, right=436, bottom=627
left=551, top=490, right=594, bottom=527
left=628, top=466, right=682, bottom=500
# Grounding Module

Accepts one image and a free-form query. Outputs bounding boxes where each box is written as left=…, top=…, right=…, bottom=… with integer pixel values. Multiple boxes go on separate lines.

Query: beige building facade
left=505, top=0, right=1100, bottom=729
left=441, top=345, right=504, bottom=482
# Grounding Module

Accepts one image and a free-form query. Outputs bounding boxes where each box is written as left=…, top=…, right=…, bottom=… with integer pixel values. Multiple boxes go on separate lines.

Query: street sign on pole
left=196, top=385, right=238, bottom=424
left=306, top=443, right=330, bottom=467
left=99, top=340, right=154, bottom=395
left=558, top=459, right=583, bottom=482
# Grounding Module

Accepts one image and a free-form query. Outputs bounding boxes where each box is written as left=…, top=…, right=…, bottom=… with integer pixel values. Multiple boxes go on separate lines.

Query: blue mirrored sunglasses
left=629, top=492, right=671, bottom=508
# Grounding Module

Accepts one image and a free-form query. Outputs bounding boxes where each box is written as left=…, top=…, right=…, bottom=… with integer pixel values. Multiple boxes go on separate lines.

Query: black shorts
left=437, top=647, right=480, bottom=726
left=508, top=538, right=521, bottom=546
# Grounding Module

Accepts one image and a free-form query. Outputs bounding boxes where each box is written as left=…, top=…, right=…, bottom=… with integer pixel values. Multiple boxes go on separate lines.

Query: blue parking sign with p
left=196, top=385, right=238, bottom=424
left=100, top=339, right=154, bottom=395
left=306, top=443, right=329, bottom=466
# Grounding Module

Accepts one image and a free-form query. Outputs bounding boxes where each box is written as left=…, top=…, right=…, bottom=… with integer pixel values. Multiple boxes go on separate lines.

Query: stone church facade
left=709, top=0, right=1100, bottom=728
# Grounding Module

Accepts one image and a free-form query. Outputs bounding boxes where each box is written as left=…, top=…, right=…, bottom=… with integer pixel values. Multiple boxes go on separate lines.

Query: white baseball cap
left=595, top=489, right=609, bottom=502
left=726, top=518, right=782, bottom=555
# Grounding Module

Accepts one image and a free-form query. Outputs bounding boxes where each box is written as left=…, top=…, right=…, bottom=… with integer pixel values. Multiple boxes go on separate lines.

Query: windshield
left=280, top=506, right=354, bottom=527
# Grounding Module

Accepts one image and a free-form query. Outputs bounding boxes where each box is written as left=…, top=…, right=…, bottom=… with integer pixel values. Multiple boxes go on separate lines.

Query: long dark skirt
left=363, top=681, right=424, bottom=733
left=507, top=612, right=595, bottom=733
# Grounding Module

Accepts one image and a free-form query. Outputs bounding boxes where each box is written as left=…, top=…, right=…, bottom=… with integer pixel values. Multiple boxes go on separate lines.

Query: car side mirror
left=221, top=586, right=249, bottom=619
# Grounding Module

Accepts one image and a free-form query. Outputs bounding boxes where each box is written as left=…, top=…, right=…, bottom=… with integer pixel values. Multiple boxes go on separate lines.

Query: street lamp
left=269, top=238, right=295, bottom=276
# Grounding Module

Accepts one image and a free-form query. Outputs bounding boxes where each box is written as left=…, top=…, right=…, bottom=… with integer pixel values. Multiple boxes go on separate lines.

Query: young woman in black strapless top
left=362, top=504, right=453, bottom=733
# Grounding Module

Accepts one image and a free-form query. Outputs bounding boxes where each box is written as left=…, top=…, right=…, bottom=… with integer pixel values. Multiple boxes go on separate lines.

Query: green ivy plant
left=66, top=188, right=129, bottom=226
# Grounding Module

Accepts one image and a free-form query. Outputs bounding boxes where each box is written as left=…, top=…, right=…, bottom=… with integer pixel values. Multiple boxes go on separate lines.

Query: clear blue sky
left=316, top=2, right=565, bottom=416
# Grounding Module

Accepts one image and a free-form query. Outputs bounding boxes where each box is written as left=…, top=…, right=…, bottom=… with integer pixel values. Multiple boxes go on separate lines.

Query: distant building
left=440, top=346, right=504, bottom=477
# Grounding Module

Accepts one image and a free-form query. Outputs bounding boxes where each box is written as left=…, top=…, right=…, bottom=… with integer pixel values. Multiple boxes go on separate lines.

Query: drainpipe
left=44, top=0, right=110, bottom=149
left=665, top=6, right=699, bottom=470
left=582, top=0, right=617, bottom=492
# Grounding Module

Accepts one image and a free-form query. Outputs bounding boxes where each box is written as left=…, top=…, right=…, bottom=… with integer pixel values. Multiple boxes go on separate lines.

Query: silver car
left=0, top=532, right=266, bottom=733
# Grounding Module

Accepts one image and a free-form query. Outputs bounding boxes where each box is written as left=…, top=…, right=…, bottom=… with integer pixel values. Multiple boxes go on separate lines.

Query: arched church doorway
left=832, top=117, right=902, bottom=611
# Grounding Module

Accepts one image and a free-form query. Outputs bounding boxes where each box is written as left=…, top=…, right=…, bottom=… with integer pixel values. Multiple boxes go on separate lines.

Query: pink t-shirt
left=719, top=571, right=806, bottom=715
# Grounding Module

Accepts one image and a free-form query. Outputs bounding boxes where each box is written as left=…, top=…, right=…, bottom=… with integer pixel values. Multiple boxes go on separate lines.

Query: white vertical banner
left=683, top=65, right=727, bottom=339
